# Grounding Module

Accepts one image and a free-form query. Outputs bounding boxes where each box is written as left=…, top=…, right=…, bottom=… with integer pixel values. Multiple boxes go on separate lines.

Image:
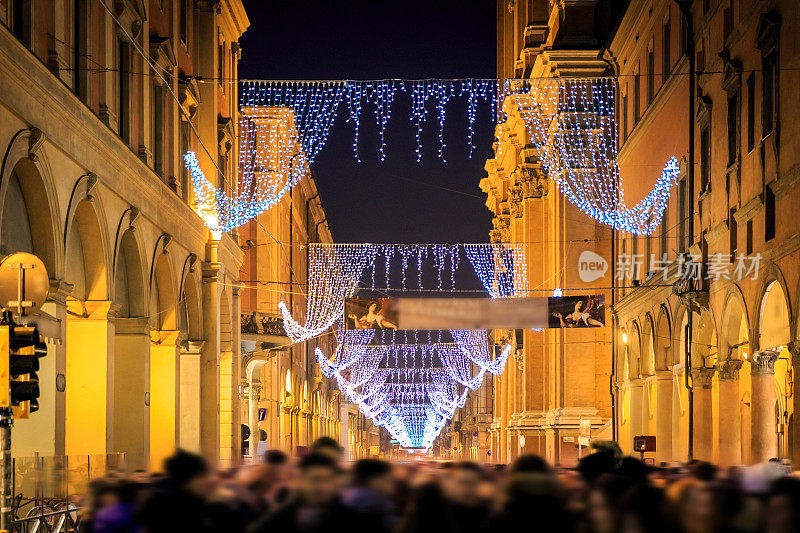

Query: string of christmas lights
left=185, top=78, right=676, bottom=234
left=314, top=331, right=512, bottom=449
left=280, top=243, right=529, bottom=343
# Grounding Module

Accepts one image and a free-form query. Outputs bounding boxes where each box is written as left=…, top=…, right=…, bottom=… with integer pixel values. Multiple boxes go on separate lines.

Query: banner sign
left=345, top=295, right=605, bottom=330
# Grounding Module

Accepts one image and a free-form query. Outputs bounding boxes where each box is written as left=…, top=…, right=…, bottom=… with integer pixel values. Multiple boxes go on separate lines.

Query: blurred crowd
left=77, top=438, right=800, bottom=533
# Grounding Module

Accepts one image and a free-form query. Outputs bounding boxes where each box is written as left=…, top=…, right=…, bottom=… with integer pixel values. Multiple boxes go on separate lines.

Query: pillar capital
left=751, top=349, right=781, bottom=375
left=691, top=367, right=716, bottom=388
left=717, top=359, right=744, bottom=381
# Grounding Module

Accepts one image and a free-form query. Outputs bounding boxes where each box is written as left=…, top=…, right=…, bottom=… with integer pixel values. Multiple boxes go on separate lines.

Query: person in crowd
left=137, top=450, right=215, bottom=533
left=309, top=436, right=344, bottom=462
left=399, top=461, right=489, bottom=533
left=264, top=449, right=293, bottom=505
left=247, top=453, right=359, bottom=533
left=342, top=458, right=398, bottom=533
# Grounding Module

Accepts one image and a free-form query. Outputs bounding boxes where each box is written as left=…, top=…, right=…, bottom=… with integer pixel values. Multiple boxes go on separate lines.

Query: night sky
left=238, top=0, right=497, bottom=245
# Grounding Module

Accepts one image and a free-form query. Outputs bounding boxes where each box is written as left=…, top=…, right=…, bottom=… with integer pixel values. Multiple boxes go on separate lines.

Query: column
left=717, top=359, right=743, bottom=466
left=200, top=245, right=221, bottom=463
left=230, top=287, right=242, bottom=465
left=65, top=300, right=113, bottom=456
left=751, top=350, right=780, bottom=462
left=629, top=379, right=645, bottom=442
left=112, top=317, right=150, bottom=470
left=692, top=368, right=715, bottom=461
left=247, top=381, right=262, bottom=458
left=790, top=343, right=800, bottom=463
left=179, top=341, right=204, bottom=454
left=149, top=330, right=180, bottom=471
left=648, top=371, right=673, bottom=462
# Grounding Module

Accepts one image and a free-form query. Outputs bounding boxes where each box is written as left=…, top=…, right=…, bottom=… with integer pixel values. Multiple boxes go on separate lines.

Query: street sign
left=634, top=435, right=656, bottom=452
left=258, top=407, right=266, bottom=421
left=0, top=253, right=49, bottom=316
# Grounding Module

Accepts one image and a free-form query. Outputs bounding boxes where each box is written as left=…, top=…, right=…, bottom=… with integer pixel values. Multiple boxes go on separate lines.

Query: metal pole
left=0, top=407, right=13, bottom=532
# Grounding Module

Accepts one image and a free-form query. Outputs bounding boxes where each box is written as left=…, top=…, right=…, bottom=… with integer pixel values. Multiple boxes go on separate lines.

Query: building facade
left=0, top=0, right=248, bottom=471
left=611, top=0, right=800, bottom=466
left=237, top=106, right=379, bottom=460
left=477, top=0, right=622, bottom=466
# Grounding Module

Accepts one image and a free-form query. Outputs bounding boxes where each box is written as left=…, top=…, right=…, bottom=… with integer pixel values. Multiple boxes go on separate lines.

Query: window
left=218, top=40, right=225, bottom=88
left=678, top=179, right=687, bottom=253
left=180, top=0, right=189, bottom=44
left=644, top=232, right=651, bottom=275
left=746, top=74, right=755, bottom=151
left=746, top=219, right=753, bottom=254
left=647, top=46, right=655, bottom=104
left=152, top=83, right=164, bottom=176
left=662, top=18, right=671, bottom=82
left=180, top=120, right=190, bottom=201
left=10, top=0, right=32, bottom=47
left=118, top=40, right=131, bottom=143
left=762, top=51, right=776, bottom=136
left=727, top=91, right=739, bottom=166
left=218, top=154, right=228, bottom=195
left=634, top=65, right=641, bottom=124
left=729, top=208, right=737, bottom=260
left=73, top=0, right=89, bottom=101
left=622, top=93, right=629, bottom=141
left=700, top=126, right=710, bottom=193
left=765, top=185, right=775, bottom=241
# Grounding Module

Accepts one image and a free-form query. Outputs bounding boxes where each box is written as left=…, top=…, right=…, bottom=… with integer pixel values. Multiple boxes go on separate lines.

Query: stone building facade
left=0, top=0, right=248, bottom=470
left=477, top=0, right=621, bottom=466
left=611, top=0, right=800, bottom=465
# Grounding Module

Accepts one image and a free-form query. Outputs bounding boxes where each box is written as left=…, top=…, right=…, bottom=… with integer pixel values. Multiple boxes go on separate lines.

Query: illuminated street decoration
left=507, top=78, right=680, bottom=235
left=280, top=243, right=528, bottom=343
left=186, top=78, right=677, bottom=234
left=315, top=331, right=512, bottom=449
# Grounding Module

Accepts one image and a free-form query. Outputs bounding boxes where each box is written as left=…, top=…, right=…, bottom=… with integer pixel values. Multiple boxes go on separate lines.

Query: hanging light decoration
left=315, top=331, right=512, bottom=449
left=186, top=78, right=676, bottom=234
left=281, top=243, right=529, bottom=343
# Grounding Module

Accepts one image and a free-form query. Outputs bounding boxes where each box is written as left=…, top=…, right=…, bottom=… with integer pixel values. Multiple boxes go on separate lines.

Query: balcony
left=241, top=312, right=289, bottom=351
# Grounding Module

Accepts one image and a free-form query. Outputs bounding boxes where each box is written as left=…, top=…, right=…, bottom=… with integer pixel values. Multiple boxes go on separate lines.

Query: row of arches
left=616, top=273, right=797, bottom=465
left=0, top=130, right=236, bottom=469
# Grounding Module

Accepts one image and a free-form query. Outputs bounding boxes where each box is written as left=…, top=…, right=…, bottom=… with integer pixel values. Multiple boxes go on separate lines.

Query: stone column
left=751, top=350, right=780, bottom=462
left=247, top=381, right=262, bottom=458
left=691, top=367, right=715, bottom=461
left=230, top=287, right=242, bottom=465
left=716, top=359, right=743, bottom=466
left=648, top=371, right=673, bottom=462
left=65, top=300, right=114, bottom=456
left=629, top=379, right=645, bottom=442
left=149, top=330, right=180, bottom=471
left=200, top=243, right=221, bottom=463
left=789, top=343, right=800, bottom=464
left=111, top=317, right=150, bottom=470
left=179, top=341, right=204, bottom=454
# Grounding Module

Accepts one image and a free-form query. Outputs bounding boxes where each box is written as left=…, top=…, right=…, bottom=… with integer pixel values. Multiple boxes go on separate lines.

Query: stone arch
left=757, top=278, right=792, bottom=351
left=655, top=305, right=672, bottom=370
left=641, top=313, right=656, bottom=376
left=65, top=197, right=110, bottom=301
left=0, top=130, right=62, bottom=278
left=113, top=229, right=147, bottom=318
left=719, top=287, right=750, bottom=359
left=629, top=321, right=642, bottom=379
left=150, top=249, right=177, bottom=331
left=179, top=256, right=203, bottom=341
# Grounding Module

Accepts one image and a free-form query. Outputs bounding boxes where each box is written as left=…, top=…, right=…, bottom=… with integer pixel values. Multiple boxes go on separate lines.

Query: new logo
left=579, top=250, right=608, bottom=283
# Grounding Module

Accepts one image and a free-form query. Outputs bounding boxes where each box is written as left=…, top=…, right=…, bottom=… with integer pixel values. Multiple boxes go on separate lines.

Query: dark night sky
left=238, top=0, right=497, bottom=244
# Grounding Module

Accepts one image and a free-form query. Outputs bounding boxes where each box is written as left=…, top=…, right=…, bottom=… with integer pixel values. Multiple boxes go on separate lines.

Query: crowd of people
left=77, top=437, right=800, bottom=533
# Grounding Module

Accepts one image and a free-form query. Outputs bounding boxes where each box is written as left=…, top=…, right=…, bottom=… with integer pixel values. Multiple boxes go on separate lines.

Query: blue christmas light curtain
left=281, top=243, right=529, bottom=344
left=184, top=78, right=678, bottom=234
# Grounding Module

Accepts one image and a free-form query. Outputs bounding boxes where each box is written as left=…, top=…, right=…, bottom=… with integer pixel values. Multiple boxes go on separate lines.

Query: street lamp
left=621, top=332, right=628, bottom=344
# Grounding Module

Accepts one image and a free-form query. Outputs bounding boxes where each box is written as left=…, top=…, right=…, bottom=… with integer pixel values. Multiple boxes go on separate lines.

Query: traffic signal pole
left=0, top=406, right=11, bottom=532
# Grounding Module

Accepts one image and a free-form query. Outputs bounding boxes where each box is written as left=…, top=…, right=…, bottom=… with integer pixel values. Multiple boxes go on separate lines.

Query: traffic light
left=8, top=323, right=46, bottom=418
